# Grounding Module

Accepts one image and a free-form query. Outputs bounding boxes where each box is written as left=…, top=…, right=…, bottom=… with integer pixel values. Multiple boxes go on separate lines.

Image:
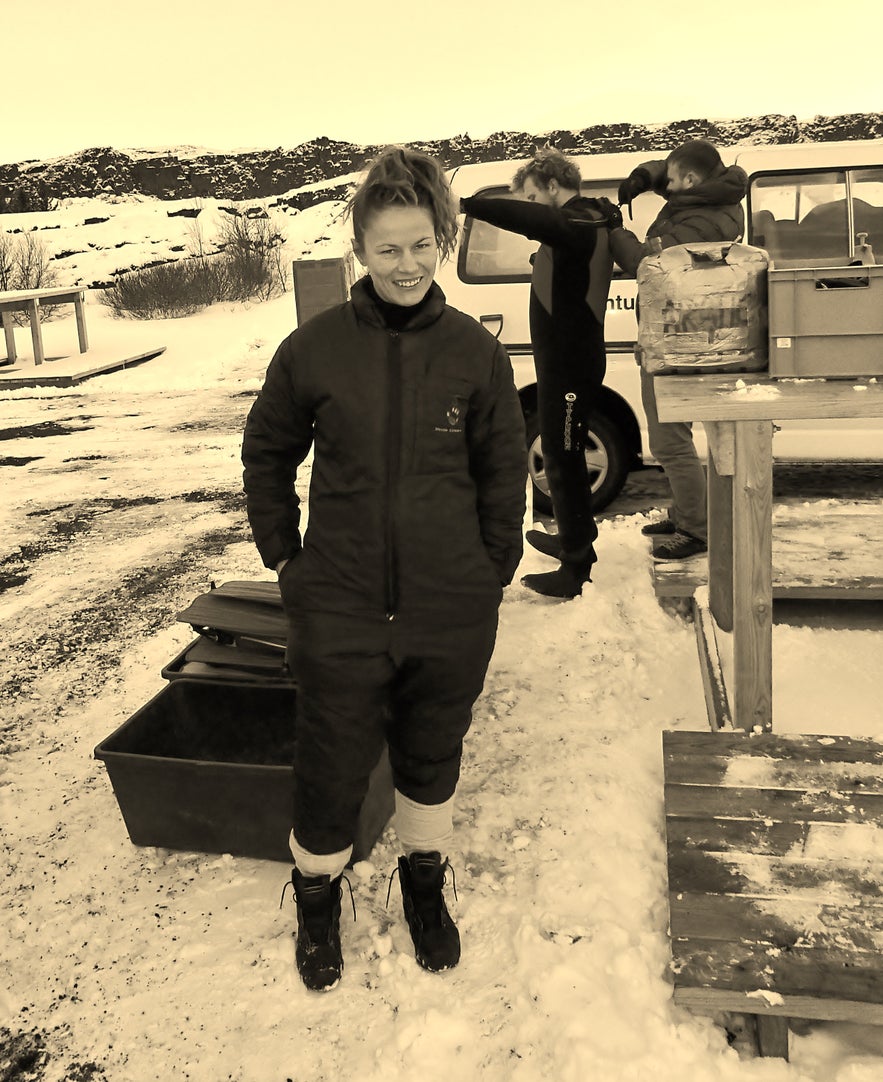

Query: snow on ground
left=1, top=243, right=883, bottom=1081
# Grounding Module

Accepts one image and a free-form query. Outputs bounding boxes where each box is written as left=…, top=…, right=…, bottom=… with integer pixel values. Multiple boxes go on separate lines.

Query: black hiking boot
left=525, top=529, right=562, bottom=559
left=652, top=531, right=707, bottom=561
left=287, top=867, right=349, bottom=992
left=641, top=518, right=676, bottom=536
left=395, top=851, right=460, bottom=972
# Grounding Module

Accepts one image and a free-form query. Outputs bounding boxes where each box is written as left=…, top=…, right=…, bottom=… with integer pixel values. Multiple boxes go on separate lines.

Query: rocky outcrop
left=1, top=113, right=880, bottom=213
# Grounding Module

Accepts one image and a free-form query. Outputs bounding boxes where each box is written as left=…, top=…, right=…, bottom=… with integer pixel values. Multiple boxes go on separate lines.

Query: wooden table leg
left=704, top=421, right=735, bottom=633
left=753, top=1014, right=790, bottom=1059
left=74, top=292, right=89, bottom=353
left=27, top=298, right=45, bottom=366
left=731, top=420, right=773, bottom=732
left=1, top=309, right=16, bottom=363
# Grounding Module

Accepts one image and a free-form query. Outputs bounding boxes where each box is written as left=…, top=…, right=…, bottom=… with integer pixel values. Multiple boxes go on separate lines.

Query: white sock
left=289, top=831, right=352, bottom=879
left=395, top=790, right=454, bottom=857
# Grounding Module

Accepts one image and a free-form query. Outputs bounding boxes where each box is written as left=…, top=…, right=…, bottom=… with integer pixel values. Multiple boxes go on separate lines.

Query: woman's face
left=354, top=205, right=438, bottom=306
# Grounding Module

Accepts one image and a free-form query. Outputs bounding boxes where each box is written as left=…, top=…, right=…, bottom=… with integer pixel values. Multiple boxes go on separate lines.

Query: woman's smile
left=354, top=205, right=439, bottom=306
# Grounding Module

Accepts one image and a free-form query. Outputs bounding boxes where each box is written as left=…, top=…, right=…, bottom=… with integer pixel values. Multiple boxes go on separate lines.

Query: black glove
left=596, top=197, right=623, bottom=231
left=617, top=166, right=652, bottom=207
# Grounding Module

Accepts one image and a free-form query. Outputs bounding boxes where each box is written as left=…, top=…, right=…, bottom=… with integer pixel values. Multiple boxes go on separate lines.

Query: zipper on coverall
left=385, top=331, right=402, bottom=621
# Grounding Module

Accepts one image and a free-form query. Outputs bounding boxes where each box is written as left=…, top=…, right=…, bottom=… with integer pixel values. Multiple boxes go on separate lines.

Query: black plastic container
left=94, top=679, right=394, bottom=863
left=161, top=636, right=292, bottom=685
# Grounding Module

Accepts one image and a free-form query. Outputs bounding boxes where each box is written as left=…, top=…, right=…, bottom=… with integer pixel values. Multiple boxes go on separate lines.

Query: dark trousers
left=288, top=610, right=499, bottom=855
left=536, top=328, right=606, bottom=568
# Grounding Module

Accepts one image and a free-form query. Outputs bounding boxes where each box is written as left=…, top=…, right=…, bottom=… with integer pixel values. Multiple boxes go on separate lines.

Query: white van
left=438, top=140, right=883, bottom=512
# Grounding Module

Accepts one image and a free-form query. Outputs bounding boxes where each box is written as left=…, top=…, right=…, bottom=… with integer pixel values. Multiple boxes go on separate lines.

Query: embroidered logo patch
left=434, top=395, right=466, bottom=434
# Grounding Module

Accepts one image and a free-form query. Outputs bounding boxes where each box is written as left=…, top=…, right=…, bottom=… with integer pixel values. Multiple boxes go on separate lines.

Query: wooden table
left=1, top=286, right=89, bottom=366
left=656, top=373, right=883, bottom=1058
left=655, top=372, right=883, bottom=734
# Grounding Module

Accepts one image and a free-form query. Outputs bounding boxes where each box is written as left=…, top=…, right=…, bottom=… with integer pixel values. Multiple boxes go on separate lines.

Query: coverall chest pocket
left=414, top=378, right=471, bottom=474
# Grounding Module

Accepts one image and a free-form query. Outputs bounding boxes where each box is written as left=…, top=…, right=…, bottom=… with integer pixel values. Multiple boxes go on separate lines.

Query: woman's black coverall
left=241, top=278, right=526, bottom=854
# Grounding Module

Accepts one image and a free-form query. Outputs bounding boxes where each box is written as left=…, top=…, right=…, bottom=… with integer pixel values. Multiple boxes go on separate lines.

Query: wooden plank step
left=669, top=846, right=883, bottom=901
left=669, top=891, right=883, bottom=951
left=665, top=730, right=883, bottom=764
left=673, top=986, right=883, bottom=1026
left=671, top=935, right=883, bottom=1004
left=653, top=499, right=883, bottom=599
left=663, top=729, right=883, bottom=1037
left=667, top=815, right=883, bottom=859
left=666, top=783, right=883, bottom=825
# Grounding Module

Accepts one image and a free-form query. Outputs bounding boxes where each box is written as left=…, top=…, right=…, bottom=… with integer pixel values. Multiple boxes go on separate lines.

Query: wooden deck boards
left=664, top=730, right=883, bottom=1043
left=0, top=346, right=166, bottom=388
left=653, top=499, right=883, bottom=600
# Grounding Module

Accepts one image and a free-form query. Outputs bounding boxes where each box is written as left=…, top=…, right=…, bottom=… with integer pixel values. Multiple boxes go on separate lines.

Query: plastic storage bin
left=768, top=263, right=883, bottom=377
left=94, top=679, right=394, bottom=863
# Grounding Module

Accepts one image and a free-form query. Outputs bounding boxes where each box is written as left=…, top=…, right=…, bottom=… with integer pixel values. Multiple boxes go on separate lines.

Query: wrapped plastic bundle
left=637, top=242, right=769, bottom=374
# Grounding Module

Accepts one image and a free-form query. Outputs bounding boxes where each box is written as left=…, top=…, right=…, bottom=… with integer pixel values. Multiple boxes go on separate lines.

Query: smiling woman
left=347, top=146, right=459, bottom=306
left=353, top=204, right=439, bottom=305
left=241, top=144, right=527, bottom=992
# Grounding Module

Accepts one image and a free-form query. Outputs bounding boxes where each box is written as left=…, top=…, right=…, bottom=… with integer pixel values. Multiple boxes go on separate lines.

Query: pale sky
left=5, top=0, right=882, bottom=164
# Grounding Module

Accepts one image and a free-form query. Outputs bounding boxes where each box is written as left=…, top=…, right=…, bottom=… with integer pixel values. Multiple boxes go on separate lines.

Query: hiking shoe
left=287, top=867, right=347, bottom=992
left=641, top=518, right=676, bottom=536
left=521, top=564, right=591, bottom=599
left=525, top=529, right=561, bottom=559
left=396, top=851, right=460, bottom=972
left=652, top=532, right=707, bottom=561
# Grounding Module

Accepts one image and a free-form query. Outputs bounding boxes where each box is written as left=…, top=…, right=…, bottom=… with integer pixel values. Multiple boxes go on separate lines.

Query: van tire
left=524, top=409, right=630, bottom=516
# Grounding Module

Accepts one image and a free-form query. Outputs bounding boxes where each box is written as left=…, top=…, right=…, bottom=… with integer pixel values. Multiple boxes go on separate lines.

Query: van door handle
left=480, top=313, right=503, bottom=339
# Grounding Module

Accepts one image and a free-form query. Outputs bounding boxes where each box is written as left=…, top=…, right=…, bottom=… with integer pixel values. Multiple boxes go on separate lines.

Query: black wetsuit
left=461, top=194, right=613, bottom=570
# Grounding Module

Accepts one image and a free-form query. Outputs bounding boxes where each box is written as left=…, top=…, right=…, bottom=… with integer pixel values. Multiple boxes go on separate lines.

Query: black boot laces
left=279, top=872, right=357, bottom=922
left=385, top=856, right=458, bottom=909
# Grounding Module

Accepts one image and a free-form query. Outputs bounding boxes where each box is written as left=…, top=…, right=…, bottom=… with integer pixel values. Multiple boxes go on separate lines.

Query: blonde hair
left=512, top=146, right=582, bottom=193
left=347, top=146, right=459, bottom=262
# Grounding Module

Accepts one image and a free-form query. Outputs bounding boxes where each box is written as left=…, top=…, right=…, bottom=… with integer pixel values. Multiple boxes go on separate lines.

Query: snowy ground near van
left=1, top=196, right=883, bottom=1081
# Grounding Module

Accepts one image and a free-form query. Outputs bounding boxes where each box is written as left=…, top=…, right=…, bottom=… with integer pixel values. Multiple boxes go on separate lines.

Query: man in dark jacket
left=461, top=147, right=614, bottom=599
left=604, top=139, right=748, bottom=560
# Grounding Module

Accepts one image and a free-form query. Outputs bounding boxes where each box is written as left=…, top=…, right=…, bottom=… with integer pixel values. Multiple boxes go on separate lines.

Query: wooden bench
left=664, top=729, right=883, bottom=1060
left=1, top=286, right=89, bottom=366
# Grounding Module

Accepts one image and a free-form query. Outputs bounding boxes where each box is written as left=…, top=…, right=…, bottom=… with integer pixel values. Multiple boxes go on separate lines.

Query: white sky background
left=4, top=0, right=883, bottom=164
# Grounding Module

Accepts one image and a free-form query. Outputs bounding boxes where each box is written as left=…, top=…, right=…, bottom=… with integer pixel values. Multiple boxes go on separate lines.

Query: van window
left=461, top=187, right=536, bottom=282
left=749, top=167, right=883, bottom=265
left=853, top=167, right=883, bottom=261
left=459, top=182, right=665, bottom=283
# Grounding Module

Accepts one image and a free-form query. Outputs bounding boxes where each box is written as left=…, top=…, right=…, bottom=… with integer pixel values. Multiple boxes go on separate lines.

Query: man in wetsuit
left=461, top=148, right=613, bottom=599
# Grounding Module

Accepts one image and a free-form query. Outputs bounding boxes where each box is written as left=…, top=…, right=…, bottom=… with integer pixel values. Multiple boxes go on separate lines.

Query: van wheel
left=524, top=409, right=630, bottom=516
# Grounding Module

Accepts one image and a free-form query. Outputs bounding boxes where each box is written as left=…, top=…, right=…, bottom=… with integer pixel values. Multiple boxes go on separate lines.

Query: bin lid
left=176, top=580, right=287, bottom=647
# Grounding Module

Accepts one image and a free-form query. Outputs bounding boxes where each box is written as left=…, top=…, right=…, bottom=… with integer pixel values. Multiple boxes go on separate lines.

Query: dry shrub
left=99, top=207, right=287, bottom=319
